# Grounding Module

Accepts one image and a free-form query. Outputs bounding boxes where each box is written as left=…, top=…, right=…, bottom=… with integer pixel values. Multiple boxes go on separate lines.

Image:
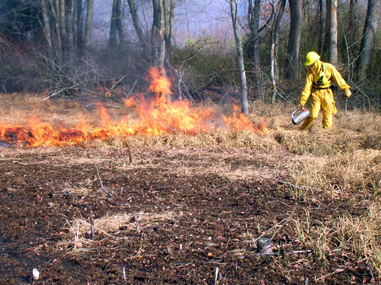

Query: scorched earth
left=0, top=142, right=373, bottom=284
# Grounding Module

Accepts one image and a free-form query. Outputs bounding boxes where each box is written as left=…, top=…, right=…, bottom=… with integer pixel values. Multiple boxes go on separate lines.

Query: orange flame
left=0, top=67, right=268, bottom=147
left=147, top=67, right=172, bottom=101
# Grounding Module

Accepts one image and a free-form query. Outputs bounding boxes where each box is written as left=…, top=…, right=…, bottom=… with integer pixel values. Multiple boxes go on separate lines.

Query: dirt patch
left=0, top=145, right=375, bottom=284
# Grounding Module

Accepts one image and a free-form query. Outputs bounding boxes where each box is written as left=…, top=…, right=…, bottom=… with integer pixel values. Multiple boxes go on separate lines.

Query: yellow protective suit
left=299, top=59, right=350, bottom=130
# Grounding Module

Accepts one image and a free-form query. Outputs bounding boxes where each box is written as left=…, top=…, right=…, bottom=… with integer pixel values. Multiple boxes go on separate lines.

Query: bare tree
left=59, top=0, right=66, bottom=51
left=127, top=0, right=149, bottom=56
left=356, top=0, right=380, bottom=80
left=152, top=0, right=166, bottom=69
left=52, top=0, right=63, bottom=53
left=84, top=0, right=94, bottom=48
left=247, top=0, right=273, bottom=99
left=151, top=0, right=174, bottom=102
left=75, top=0, right=84, bottom=49
left=318, top=0, right=324, bottom=54
left=247, top=0, right=261, bottom=98
left=66, top=0, right=74, bottom=51
left=41, top=0, right=89, bottom=54
left=109, top=0, right=124, bottom=48
left=326, top=0, right=338, bottom=64
left=347, top=0, right=359, bottom=46
left=41, top=0, right=53, bottom=50
left=271, top=0, right=286, bottom=103
left=228, top=0, right=249, bottom=115
left=164, top=0, right=175, bottom=61
left=285, top=0, right=302, bottom=79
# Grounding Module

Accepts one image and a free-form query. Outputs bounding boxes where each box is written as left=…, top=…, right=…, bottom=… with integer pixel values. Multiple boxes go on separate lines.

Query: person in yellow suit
left=298, top=51, right=352, bottom=130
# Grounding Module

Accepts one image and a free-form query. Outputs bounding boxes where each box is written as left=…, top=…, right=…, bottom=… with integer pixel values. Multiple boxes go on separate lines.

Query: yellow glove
left=344, top=89, right=352, bottom=98
left=297, top=104, right=304, bottom=111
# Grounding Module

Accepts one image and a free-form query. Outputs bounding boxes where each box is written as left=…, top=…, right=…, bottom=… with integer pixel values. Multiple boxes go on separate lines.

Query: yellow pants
left=301, top=88, right=337, bottom=130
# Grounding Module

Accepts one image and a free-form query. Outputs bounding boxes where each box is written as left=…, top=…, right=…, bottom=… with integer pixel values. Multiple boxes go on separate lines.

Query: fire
left=147, top=67, right=172, bottom=100
left=0, top=67, right=268, bottom=147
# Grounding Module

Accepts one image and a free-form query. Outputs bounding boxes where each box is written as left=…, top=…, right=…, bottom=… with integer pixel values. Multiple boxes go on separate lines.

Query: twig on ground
left=94, top=164, right=113, bottom=197
left=90, top=218, right=95, bottom=238
left=123, top=266, right=126, bottom=281
left=63, top=168, right=73, bottom=192
left=315, top=268, right=344, bottom=282
left=124, top=144, right=133, bottom=164
left=214, top=267, right=219, bottom=285
left=255, top=207, right=296, bottom=242
left=50, top=190, right=73, bottom=197
left=42, top=84, right=80, bottom=100
left=255, top=249, right=312, bottom=256
left=43, top=89, right=66, bottom=101
left=84, top=103, right=121, bottom=108
left=272, top=177, right=311, bottom=190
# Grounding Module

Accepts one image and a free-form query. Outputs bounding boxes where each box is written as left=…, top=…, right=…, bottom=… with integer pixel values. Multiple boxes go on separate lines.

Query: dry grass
left=1, top=93, right=381, bottom=279
left=338, top=202, right=381, bottom=268
left=58, top=211, right=178, bottom=254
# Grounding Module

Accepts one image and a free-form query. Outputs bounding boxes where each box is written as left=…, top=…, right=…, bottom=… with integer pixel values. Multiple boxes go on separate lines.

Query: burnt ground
left=0, top=145, right=376, bottom=284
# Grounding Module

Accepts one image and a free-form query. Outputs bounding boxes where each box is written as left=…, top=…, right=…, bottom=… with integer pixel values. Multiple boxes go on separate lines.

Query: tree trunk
left=163, top=0, right=175, bottom=62
left=327, top=0, right=338, bottom=64
left=347, top=0, right=358, bottom=44
left=109, top=0, right=118, bottom=48
left=84, top=0, right=94, bottom=48
left=110, top=0, right=124, bottom=48
left=152, top=0, right=166, bottom=70
left=66, top=0, right=74, bottom=51
left=127, top=0, right=148, bottom=56
left=284, top=0, right=302, bottom=79
left=356, top=0, right=380, bottom=80
left=248, top=0, right=263, bottom=98
left=229, top=0, right=249, bottom=116
left=53, top=0, right=62, bottom=55
left=318, top=0, right=324, bottom=54
left=115, top=0, right=124, bottom=46
left=59, top=0, right=66, bottom=51
left=273, top=0, right=285, bottom=82
left=41, top=0, right=53, bottom=49
left=271, top=0, right=286, bottom=103
left=152, top=0, right=170, bottom=101
left=75, top=0, right=83, bottom=49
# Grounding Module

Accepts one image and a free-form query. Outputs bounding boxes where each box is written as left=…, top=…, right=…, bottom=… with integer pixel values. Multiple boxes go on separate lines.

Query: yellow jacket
left=300, top=59, right=350, bottom=106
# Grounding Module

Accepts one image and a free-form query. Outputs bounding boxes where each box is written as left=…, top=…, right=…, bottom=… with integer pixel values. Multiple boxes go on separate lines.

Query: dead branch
left=126, top=145, right=133, bottom=164
left=42, top=83, right=81, bottom=101
left=110, top=75, right=127, bottom=90
left=43, top=89, right=65, bottom=100
left=255, top=249, right=312, bottom=256
left=94, top=164, right=113, bottom=198
left=90, top=217, right=95, bottom=238
left=272, top=177, right=311, bottom=190
left=84, top=103, right=121, bottom=108
left=126, top=79, right=137, bottom=98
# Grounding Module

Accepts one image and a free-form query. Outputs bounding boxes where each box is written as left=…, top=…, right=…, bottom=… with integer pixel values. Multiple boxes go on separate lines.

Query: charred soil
left=0, top=145, right=375, bottom=284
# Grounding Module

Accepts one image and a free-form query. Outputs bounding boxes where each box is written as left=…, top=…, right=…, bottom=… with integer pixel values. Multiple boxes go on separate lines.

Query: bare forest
left=0, top=0, right=381, bottom=284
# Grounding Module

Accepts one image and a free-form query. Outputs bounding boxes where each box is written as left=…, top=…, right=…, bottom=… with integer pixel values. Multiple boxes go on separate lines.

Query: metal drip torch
left=286, top=108, right=310, bottom=129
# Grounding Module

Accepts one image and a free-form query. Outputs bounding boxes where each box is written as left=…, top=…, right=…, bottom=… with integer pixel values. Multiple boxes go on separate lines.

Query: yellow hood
left=310, top=59, right=322, bottom=76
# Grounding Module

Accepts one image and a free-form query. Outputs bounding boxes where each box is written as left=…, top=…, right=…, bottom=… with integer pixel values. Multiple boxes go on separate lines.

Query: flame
left=147, top=67, right=172, bottom=100
left=0, top=67, right=268, bottom=147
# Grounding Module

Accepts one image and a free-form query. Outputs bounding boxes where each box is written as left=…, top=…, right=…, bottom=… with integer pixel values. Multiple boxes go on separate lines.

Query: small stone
left=257, top=238, right=272, bottom=254
left=32, top=268, right=40, bottom=280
